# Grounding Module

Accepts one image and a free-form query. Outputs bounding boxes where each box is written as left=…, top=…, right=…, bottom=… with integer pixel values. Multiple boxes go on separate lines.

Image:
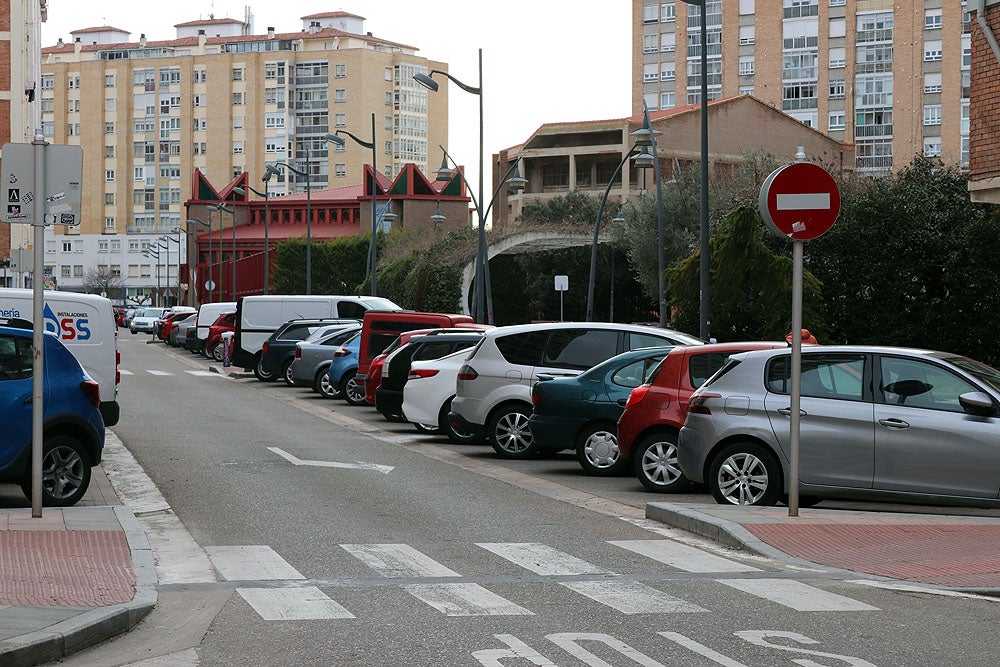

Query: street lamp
left=172, top=226, right=196, bottom=305
left=142, top=247, right=160, bottom=306
left=269, top=160, right=313, bottom=294
left=682, top=0, right=711, bottom=340
left=157, top=237, right=179, bottom=307
left=186, top=218, right=211, bottom=304
left=209, top=187, right=243, bottom=301
left=327, top=115, right=379, bottom=297
left=253, top=163, right=282, bottom=295
left=586, top=144, right=642, bottom=322
left=415, top=51, right=488, bottom=323
left=631, top=103, right=667, bottom=328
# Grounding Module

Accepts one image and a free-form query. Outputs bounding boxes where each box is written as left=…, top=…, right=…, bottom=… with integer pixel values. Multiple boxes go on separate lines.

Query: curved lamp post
left=142, top=247, right=160, bottom=306
left=414, top=51, right=489, bottom=322
left=171, top=226, right=193, bottom=305
left=327, top=115, right=378, bottom=297
left=185, top=218, right=211, bottom=304
left=632, top=103, right=667, bottom=328
left=241, top=181, right=273, bottom=295
left=586, top=144, right=643, bottom=322
left=207, top=201, right=236, bottom=301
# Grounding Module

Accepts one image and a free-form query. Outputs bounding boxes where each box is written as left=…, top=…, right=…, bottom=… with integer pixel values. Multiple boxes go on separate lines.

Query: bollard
left=221, top=331, right=234, bottom=368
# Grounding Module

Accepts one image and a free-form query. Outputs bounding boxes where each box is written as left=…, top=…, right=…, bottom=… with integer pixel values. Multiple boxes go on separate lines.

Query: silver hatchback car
left=678, top=346, right=1000, bottom=508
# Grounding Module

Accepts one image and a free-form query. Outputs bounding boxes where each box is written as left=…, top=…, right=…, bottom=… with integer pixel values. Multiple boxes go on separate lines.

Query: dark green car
left=527, top=347, right=671, bottom=476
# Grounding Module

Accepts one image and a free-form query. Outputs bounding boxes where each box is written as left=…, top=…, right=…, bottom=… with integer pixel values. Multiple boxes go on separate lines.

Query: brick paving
left=745, top=523, right=1000, bottom=588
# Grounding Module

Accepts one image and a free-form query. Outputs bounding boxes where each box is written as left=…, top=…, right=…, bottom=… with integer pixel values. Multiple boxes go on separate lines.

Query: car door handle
left=23, top=396, right=32, bottom=405
left=777, top=407, right=806, bottom=416
left=616, top=398, right=628, bottom=407
left=878, top=418, right=909, bottom=429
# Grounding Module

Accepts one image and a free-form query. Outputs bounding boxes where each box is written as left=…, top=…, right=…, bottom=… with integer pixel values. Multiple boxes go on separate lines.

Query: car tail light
left=688, top=392, right=721, bottom=415
left=262, top=342, right=270, bottom=355
left=531, top=388, right=542, bottom=405
left=115, top=351, right=121, bottom=385
left=295, top=346, right=302, bottom=359
left=408, top=368, right=439, bottom=380
left=624, top=384, right=650, bottom=409
left=334, top=347, right=350, bottom=357
left=79, top=380, right=101, bottom=408
left=457, top=365, right=478, bottom=381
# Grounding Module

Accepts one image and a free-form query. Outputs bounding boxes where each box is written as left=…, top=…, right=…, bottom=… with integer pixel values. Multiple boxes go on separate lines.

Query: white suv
left=448, top=322, right=703, bottom=458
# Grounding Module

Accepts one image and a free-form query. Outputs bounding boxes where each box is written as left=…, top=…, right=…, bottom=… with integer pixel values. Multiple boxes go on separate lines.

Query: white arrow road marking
left=268, top=446, right=393, bottom=473
left=776, top=193, right=831, bottom=210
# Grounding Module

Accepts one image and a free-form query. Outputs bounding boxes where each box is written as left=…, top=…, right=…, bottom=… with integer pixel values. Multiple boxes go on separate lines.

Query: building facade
left=633, top=0, right=973, bottom=174
left=968, top=0, right=1000, bottom=202
left=36, top=10, right=447, bottom=301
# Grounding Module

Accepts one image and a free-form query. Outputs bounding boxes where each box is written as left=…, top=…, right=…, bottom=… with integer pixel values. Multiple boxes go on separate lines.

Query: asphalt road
left=13, top=334, right=1000, bottom=666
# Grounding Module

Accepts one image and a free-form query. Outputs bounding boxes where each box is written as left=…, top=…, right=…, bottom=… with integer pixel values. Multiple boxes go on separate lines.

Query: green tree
left=667, top=205, right=825, bottom=341
left=272, top=235, right=370, bottom=295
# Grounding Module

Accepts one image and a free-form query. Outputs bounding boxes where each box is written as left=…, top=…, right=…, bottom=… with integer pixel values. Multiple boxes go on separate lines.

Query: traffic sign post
left=758, top=154, right=840, bottom=518
left=554, top=275, right=568, bottom=322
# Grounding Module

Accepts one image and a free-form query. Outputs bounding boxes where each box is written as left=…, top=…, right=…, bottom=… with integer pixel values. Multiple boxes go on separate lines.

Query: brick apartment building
left=969, top=0, right=1000, bottom=202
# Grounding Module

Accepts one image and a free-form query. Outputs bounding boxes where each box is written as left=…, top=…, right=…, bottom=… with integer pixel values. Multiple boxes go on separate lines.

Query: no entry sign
left=758, top=162, right=840, bottom=241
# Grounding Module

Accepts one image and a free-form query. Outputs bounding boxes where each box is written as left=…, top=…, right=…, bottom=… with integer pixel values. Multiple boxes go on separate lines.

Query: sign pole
left=30, top=133, right=47, bottom=517
left=788, top=240, right=803, bottom=516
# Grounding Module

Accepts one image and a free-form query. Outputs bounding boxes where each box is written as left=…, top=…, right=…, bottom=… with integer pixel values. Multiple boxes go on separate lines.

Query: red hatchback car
left=618, top=341, right=787, bottom=493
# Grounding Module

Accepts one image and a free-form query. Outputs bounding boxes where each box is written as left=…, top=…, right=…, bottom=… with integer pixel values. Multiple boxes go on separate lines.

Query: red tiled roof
left=174, top=18, right=245, bottom=28
left=274, top=184, right=366, bottom=203
left=70, top=26, right=129, bottom=34
left=301, top=11, right=365, bottom=21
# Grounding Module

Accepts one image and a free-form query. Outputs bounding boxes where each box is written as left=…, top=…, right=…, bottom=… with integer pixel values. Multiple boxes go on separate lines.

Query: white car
left=129, top=307, right=165, bottom=334
left=402, top=348, right=481, bottom=444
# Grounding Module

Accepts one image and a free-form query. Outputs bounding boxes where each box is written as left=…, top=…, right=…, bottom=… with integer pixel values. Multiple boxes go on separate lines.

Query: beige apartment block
left=39, top=12, right=447, bottom=243
left=633, top=0, right=972, bottom=174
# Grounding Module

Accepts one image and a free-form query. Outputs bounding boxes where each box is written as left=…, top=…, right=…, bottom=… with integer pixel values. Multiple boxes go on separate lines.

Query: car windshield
left=142, top=308, right=163, bottom=317
left=944, top=355, right=1000, bottom=393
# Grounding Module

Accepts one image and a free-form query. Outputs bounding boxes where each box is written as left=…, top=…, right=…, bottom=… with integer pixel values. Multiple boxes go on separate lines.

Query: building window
left=830, top=17, right=846, bottom=39
left=661, top=32, right=676, bottom=52
left=739, top=0, right=754, bottom=14
left=334, top=113, right=347, bottom=127
left=98, top=240, right=109, bottom=253
left=265, top=113, right=284, bottom=129
left=661, top=3, right=676, bottom=22
left=105, top=122, right=115, bottom=134
left=105, top=170, right=115, bottom=182
left=68, top=76, right=80, bottom=89
left=924, top=40, right=942, bottom=61
left=923, top=138, right=942, bottom=158
left=334, top=89, right=347, bottom=103
left=105, top=145, right=115, bottom=158
left=660, top=92, right=675, bottom=109
left=739, top=57, right=755, bottom=75
left=105, top=217, right=115, bottom=230
left=61, top=266, right=71, bottom=278
left=739, top=86, right=754, bottom=96
left=924, top=9, right=942, bottom=30
left=643, top=34, right=657, bottom=53
left=73, top=265, right=84, bottom=278
left=661, top=64, right=675, bottom=80
left=232, top=92, right=243, bottom=105
left=924, top=73, right=942, bottom=94
left=739, top=26, right=755, bottom=45
left=644, top=4, right=658, bottom=22
left=962, top=34, right=972, bottom=70
left=41, top=74, right=54, bottom=89
left=923, top=104, right=942, bottom=126
left=385, top=91, right=392, bottom=106
left=265, top=140, right=284, bottom=153
left=105, top=98, right=116, bottom=111
left=829, top=79, right=845, bottom=99
left=105, top=74, right=115, bottom=87
left=334, top=163, right=347, bottom=178
left=829, top=0, right=845, bottom=5
left=783, top=0, right=819, bottom=20
left=232, top=68, right=244, bottom=81
left=334, top=64, right=347, bottom=78
left=233, top=141, right=244, bottom=155
left=828, top=112, right=845, bottom=130
left=644, top=63, right=658, bottom=83
left=233, top=116, right=244, bottom=130
left=105, top=193, right=115, bottom=205
left=110, top=240, right=121, bottom=252
left=829, top=48, right=846, bottom=69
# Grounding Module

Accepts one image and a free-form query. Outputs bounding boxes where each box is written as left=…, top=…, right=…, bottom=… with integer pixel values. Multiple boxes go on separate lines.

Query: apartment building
left=634, top=0, right=973, bottom=174
left=37, top=11, right=447, bottom=302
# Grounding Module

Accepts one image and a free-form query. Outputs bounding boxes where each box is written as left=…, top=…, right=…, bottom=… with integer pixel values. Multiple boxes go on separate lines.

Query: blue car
left=528, top=347, right=671, bottom=476
left=313, top=332, right=365, bottom=405
left=0, top=324, right=105, bottom=506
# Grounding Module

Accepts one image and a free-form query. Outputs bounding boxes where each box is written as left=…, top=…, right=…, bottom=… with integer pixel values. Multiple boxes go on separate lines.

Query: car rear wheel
left=709, top=441, right=782, bottom=506
left=576, top=422, right=629, bottom=476
left=633, top=432, right=689, bottom=493
left=20, top=435, right=91, bottom=507
left=314, top=368, right=340, bottom=398
left=413, top=422, right=441, bottom=434
left=341, top=374, right=366, bottom=405
left=282, top=359, right=296, bottom=387
left=439, top=399, right=481, bottom=445
left=487, top=404, right=536, bottom=459
left=254, top=355, right=276, bottom=382
left=210, top=342, right=224, bottom=363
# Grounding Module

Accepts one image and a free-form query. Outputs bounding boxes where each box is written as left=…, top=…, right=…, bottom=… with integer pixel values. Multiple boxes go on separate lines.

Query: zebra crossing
left=199, top=540, right=879, bottom=622
left=119, top=369, right=221, bottom=377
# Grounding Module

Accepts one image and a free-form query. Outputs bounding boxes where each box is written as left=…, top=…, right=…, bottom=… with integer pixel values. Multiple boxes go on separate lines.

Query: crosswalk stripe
left=402, top=583, right=534, bottom=616
left=609, top=540, right=760, bottom=573
left=119, top=369, right=134, bottom=376
left=237, top=586, right=354, bottom=620
left=478, top=543, right=707, bottom=614
left=717, top=578, right=879, bottom=612
left=206, top=546, right=306, bottom=581
left=185, top=370, right=218, bottom=377
left=341, top=544, right=461, bottom=578
left=146, top=370, right=173, bottom=376
left=477, top=543, right=610, bottom=576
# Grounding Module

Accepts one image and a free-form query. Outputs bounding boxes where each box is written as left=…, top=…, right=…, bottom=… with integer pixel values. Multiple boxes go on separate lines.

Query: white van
left=195, top=301, right=237, bottom=350
left=0, top=288, right=121, bottom=426
left=233, top=295, right=400, bottom=370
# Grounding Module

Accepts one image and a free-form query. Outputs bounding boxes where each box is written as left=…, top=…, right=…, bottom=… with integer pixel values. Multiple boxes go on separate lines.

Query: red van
left=355, top=311, right=476, bottom=390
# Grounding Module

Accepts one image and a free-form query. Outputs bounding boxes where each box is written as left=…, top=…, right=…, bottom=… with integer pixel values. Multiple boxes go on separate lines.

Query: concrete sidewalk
left=647, top=501, right=1000, bottom=595
left=0, top=476, right=156, bottom=667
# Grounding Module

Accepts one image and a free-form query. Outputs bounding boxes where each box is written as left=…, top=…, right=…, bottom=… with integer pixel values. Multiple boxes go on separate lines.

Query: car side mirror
left=535, top=373, right=554, bottom=382
left=958, top=391, right=996, bottom=417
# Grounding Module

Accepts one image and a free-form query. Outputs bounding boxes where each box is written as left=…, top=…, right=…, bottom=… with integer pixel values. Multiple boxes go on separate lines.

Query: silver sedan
left=288, top=325, right=361, bottom=393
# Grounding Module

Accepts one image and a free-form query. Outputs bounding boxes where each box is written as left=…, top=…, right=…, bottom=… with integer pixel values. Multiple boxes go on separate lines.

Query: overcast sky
left=40, top=0, right=633, bottom=191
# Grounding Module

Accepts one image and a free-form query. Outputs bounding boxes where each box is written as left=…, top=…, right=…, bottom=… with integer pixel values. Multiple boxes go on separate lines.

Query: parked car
left=259, top=319, right=361, bottom=384
left=193, top=302, right=237, bottom=355
left=204, top=312, right=236, bottom=362
left=130, top=307, right=165, bottom=334
left=528, top=348, right=671, bottom=475
left=168, top=313, right=199, bottom=347
left=122, top=308, right=141, bottom=329
left=376, top=331, right=488, bottom=424
left=402, top=348, right=482, bottom=443
left=0, top=323, right=105, bottom=506
left=289, top=324, right=364, bottom=392
left=156, top=307, right=196, bottom=341
left=619, top=341, right=788, bottom=492
left=449, top=322, right=704, bottom=459
left=678, top=345, right=1000, bottom=508
left=312, top=332, right=363, bottom=402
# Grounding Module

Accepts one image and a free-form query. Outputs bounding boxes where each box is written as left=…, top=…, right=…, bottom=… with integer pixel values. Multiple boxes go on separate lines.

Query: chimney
left=198, top=29, right=206, bottom=47
left=267, top=26, right=275, bottom=39
left=139, top=33, right=146, bottom=47
left=56, top=37, right=63, bottom=47
left=309, top=21, right=320, bottom=34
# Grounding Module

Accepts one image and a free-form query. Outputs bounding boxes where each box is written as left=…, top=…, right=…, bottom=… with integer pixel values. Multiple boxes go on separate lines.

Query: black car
left=375, top=331, right=485, bottom=421
left=259, top=319, right=361, bottom=384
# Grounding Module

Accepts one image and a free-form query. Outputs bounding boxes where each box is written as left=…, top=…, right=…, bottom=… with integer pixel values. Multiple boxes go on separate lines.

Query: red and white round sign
left=758, top=162, right=840, bottom=241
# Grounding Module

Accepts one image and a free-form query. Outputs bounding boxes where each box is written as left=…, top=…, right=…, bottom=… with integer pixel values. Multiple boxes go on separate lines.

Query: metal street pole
left=698, top=1, right=710, bottom=341
left=305, top=146, right=312, bottom=295
left=587, top=147, right=639, bottom=322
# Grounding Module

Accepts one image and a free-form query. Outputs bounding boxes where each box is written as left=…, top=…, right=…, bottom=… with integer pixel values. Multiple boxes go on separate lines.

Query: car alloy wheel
left=440, top=399, right=481, bottom=445
left=314, top=369, right=340, bottom=398
left=576, top=422, right=628, bottom=476
left=488, top=404, right=535, bottom=458
left=342, top=375, right=366, bottom=405
left=20, top=436, right=91, bottom=507
left=254, top=355, right=276, bottom=382
left=282, top=360, right=296, bottom=387
left=413, top=423, right=441, bottom=434
left=633, top=432, right=688, bottom=492
left=709, top=441, right=782, bottom=506
left=211, top=343, right=224, bottom=363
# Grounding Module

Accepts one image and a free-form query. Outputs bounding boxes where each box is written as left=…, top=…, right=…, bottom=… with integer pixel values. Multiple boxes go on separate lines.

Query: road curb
left=0, top=506, right=157, bottom=667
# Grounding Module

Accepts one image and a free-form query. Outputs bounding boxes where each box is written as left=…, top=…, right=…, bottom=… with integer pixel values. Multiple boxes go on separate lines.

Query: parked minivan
left=194, top=301, right=236, bottom=354
left=233, top=295, right=400, bottom=375
left=448, top=322, right=703, bottom=459
left=0, top=288, right=121, bottom=426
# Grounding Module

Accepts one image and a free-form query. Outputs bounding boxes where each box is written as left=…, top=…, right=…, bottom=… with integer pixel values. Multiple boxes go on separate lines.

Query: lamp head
left=434, top=154, right=453, bottom=180
left=430, top=203, right=446, bottom=225
left=507, top=164, right=528, bottom=192
left=413, top=72, right=439, bottom=92
left=631, top=150, right=655, bottom=169
left=232, top=186, right=246, bottom=197
left=325, top=133, right=346, bottom=147
left=262, top=163, right=282, bottom=183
